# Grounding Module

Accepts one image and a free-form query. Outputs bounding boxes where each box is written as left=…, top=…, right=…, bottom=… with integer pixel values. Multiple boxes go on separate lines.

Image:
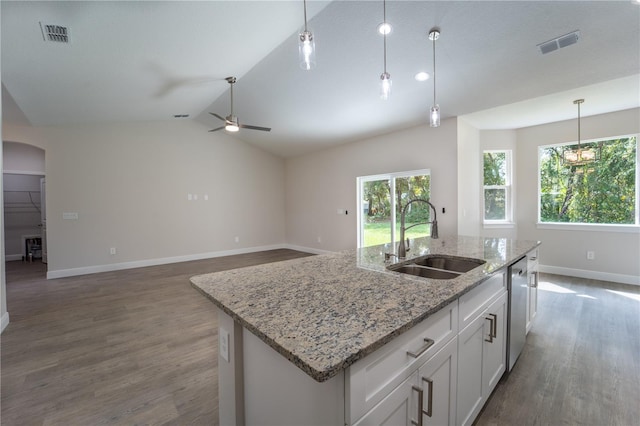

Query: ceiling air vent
left=39, top=22, right=70, bottom=43
left=537, top=30, right=580, bottom=54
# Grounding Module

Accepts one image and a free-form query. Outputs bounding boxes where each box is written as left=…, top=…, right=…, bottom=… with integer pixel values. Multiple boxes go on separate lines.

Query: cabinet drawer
left=347, top=301, right=458, bottom=424
left=458, top=272, right=505, bottom=331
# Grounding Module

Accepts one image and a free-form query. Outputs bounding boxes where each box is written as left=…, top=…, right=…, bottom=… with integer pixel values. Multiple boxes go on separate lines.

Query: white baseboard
left=539, top=264, right=640, bottom=286
left=281, top=244, right=335, bottom=255
left=5, top=254, right=23, bottom=261
left=1, top=312, right=9, bottom=334
left=46, top=244, right=326, bottom=280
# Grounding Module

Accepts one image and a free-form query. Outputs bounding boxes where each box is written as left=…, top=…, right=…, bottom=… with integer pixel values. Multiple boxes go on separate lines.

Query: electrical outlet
left=219, top=328, right=230, bottom=362
left=110, top=247, right=116, bottom=255
left=234, top=236, right=240, bottom=243
left=586, top=250, right=595, bottom=260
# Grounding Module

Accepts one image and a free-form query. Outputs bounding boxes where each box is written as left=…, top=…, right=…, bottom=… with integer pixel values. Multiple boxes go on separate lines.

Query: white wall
left=285, top=118, right=458, bottom=252
left=3, top=120, right=286, bottom=278
left=2, top=141, right=45, bottom=174
left=457, top=118, right=481, bottom=237
left=1, top=18, right=8, bottom=333
left=516, top=108, right=640, bottom=283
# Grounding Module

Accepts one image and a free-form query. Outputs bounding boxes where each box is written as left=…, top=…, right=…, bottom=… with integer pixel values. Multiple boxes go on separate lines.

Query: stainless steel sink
left=389, top=265, right=461, bottom=280
left=412, top=255, right=485, bottom=273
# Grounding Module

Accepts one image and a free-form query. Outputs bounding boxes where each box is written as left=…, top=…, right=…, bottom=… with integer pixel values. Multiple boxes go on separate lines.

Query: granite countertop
left=190, top=235, right=540, bottom=382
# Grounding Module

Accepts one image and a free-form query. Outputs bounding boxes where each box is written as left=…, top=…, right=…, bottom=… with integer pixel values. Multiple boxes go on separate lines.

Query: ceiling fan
left=209, top=77, right=271, bottom=133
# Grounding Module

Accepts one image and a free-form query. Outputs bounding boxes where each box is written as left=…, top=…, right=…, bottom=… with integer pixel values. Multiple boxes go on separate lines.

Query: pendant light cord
left=432, top=36, right=437, bottom=105
left=383, top=0, right=387, bottom=73
left=303, top=0, right=308, bottom=32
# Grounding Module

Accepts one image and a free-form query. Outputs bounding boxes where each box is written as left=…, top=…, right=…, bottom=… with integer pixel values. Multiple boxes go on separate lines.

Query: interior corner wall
left=515, top=108, right=640, bottom=282
left=285, top=118, right=458, bottom=252
left=456, top=118, right=481, bottom=237
left=2, top=120, right=286, bottom=277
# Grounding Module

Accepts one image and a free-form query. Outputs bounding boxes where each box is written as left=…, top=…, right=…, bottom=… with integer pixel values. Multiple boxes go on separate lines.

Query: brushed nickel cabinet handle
left=531, top=271, right=538, bottom=288
left=411, top=385, right=424, bottom=426
left=484, top=315, right=495, bottom=343
left=489, top=313, right=497, bottom=338
left=407, top=338, right=435, bottom=358
left=422, top=377, right=434, bottom=417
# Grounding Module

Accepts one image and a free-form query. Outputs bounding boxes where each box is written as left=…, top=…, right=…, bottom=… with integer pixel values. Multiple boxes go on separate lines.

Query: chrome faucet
left=398, top=199, right=438, bottom=258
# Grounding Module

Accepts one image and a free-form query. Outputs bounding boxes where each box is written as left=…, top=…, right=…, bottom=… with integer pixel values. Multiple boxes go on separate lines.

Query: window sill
left=536, top=222, right=640, bottom=233
left=483, top=222, right=515, bottom=229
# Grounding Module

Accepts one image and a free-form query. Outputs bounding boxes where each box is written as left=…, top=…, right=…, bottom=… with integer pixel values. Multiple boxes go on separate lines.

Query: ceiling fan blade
left=209, top=112, right=226, bottom=122
left=239, top=124, right=272, bottom=132
left=208, top=126, right=225, bottom=132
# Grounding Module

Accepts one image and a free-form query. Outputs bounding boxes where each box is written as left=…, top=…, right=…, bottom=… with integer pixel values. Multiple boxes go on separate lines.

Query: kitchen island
left=191, top=235, right=540, bottom=425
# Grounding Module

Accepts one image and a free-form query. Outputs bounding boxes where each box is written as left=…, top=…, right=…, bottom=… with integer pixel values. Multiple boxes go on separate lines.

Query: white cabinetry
left=348, top=301, right=458, bottom=425
left=526, top=248, right=539, bottom=334
left=353, top=337, right=458, bottom=426
left=456, top=274, right=507, bottom=426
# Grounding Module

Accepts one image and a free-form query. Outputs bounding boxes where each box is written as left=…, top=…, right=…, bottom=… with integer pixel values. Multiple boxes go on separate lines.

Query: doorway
left=2, top=142, right=47, bottom=272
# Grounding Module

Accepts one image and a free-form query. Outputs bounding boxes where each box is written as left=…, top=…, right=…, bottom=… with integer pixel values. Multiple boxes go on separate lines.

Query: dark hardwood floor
left=1, top=250, right=313, bottom=425
left=2, top=253, right=638, bottom=425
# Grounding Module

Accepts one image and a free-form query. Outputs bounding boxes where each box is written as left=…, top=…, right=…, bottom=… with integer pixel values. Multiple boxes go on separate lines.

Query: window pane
left=395, top=175, right=432, bottom=239
left=539, top=137, right=637, bottom=224
left=362, top=179, right=391, bottom=247
left=484, top=152, right=507, bottom=185
left=484, top=188, right=506, bottom=220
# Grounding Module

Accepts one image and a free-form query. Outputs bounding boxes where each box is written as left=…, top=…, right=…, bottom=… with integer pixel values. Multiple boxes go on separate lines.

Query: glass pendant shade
left=299, top=30, right=316, bottom=70
left=430, top=105, right=440, bottom=127
left=380, top=72, right=391, bottom=100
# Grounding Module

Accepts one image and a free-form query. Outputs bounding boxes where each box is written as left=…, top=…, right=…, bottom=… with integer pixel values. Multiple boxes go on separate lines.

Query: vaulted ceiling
left=2, top=1, right=639, bottom=157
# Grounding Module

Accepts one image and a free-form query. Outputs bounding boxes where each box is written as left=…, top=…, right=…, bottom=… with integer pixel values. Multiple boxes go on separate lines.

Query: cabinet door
left=456, top=314, right=485, bottom=426
left=353, top=371, right=419, bottom=426
left=482, top=292, right=506, bottom=394
left=418, top=337, right=458, bottom=426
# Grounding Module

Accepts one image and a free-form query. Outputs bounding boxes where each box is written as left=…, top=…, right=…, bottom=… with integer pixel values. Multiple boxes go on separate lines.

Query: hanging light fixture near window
left=378, top=0, right=392, bottom=100
left=428, top=28, right=440, bottom=127
left=299, top=0, right=316, bottom=70
left=563, top=99, right=601, bottom=168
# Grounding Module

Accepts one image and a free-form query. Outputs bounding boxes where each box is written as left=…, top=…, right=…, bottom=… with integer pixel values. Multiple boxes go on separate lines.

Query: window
left=483, top=150, right=512, bottom=223
left=357, top=170, right=431, bottom=248
left=538, top=135, right=638, bottom=226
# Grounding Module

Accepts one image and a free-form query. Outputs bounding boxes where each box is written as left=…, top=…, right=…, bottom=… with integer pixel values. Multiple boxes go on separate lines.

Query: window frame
left=482, top=149, right=513, bottom=226
left=356, top=168, right=431, bottom=248
left=536, top=134, right=640, bottom=230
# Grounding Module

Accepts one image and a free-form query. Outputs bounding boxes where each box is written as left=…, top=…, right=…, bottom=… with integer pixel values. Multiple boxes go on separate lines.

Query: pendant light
left=299, top=0, right=316, bottom=70
left=379, top=0, right=392, bottom=100
left=428, top=28, right=440, bottom=127
left=563, top=99, right=600, bottom=167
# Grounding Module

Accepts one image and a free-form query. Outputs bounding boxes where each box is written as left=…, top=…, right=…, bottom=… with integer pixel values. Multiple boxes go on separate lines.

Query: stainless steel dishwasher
left=507, top=256, right=528, bottom=372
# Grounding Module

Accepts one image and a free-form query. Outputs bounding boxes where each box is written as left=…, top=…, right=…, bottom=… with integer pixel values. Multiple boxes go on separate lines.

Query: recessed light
left=377, top=22, right=392, bottom=35
left=415, top=72, right=429, bottom=81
